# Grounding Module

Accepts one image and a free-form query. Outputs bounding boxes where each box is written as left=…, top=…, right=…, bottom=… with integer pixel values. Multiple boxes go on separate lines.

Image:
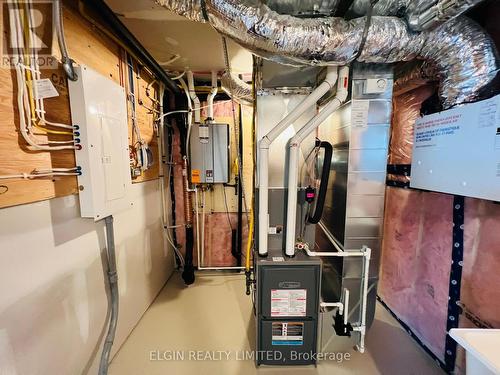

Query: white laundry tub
left=450, top=328, right=500, bottom=375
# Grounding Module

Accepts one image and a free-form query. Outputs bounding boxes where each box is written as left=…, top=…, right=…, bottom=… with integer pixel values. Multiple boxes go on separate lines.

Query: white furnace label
left=270, top=289, right=307, bottom=317
left=351, top=100, right=370, bottom=127
left=33, top=78, right=59, bottom=99
left=271, top=322, right=304, bottom=346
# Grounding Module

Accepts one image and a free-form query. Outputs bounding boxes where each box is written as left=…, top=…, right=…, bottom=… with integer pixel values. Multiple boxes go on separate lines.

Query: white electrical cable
left=9, top=2, right=75, bottom=151
left=169, top=71, right=186, bottom=80
left=26, top=3, right=73, bottom=131
left=0, top=170, right=79, bottom=180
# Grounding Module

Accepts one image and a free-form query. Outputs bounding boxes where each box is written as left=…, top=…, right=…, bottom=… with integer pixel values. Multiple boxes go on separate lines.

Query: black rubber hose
left=182, top=227, right=195, bottom=285
left=165, top=91, right=182, bottom=268
left=308, top=141, right=333, bottom=224
left=98, top=216, right=119, bottom=375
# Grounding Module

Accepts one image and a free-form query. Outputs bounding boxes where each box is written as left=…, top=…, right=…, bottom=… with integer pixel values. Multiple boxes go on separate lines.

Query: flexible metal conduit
left=54, top=0, right=77, bottom=81
left=98, top=216, right=119, bottom=375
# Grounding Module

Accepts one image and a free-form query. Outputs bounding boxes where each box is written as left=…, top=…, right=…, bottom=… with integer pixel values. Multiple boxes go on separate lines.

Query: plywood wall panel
left=0, top=3, right=160, bottom=208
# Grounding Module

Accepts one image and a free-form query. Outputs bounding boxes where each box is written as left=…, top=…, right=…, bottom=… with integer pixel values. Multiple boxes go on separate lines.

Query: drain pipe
left=187, top=71, right=200, bottom=124
left=304, top=243, right=371, bottom=353
left=285, top=66, right=349, bottom=257
left=258, top=67, right=338, bottom=256
left=98, top=216, right=119, bottom=375
left=207, top=71, right=218, bottom=120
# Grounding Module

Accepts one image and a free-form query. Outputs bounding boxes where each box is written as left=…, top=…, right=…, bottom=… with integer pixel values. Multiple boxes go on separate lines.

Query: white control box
left=68, top=65, right=132, bottom=220
left=410, top=94, right=500, bottom=201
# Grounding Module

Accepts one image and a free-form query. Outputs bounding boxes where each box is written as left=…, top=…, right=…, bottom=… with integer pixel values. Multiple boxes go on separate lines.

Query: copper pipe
left=182, top=157, right=193, bottom=226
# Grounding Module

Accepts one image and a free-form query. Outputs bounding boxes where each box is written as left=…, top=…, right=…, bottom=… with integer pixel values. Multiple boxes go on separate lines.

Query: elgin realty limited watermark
left=149, top=350, right=351, bottom=363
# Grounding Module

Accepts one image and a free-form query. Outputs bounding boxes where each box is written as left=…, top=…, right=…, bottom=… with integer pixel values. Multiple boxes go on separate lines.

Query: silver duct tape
left=157, top=0, right=499, bottom=107
left=221, top=71, right=254, bottom=105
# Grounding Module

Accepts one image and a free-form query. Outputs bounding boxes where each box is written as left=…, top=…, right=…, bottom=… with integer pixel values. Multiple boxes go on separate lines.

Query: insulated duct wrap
left=350, top=0, right=411, bottom=16
left=157, top=0, right=498, bottom=107
left=221, top=71, right=253, bottom=105
left=264, top=0, right=340, bottom=15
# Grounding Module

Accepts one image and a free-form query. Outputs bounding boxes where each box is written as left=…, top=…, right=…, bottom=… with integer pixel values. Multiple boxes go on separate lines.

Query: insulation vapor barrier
left=389, top=85, right=435, bottom=165
left=157, top=0, right=499, bottom=108
left=380, top=187, right=454, bottom=360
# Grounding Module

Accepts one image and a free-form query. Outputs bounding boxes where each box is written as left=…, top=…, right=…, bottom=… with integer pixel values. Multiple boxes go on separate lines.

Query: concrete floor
left=109, top=273, right=444, bottom=375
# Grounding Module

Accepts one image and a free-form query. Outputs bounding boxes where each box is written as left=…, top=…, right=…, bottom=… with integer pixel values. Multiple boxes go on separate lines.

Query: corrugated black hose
left=308, top=141, right=333, bottom=224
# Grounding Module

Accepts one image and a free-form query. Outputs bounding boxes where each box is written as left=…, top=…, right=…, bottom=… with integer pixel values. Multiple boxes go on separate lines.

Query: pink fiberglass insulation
left=380, top=187, right=453, bottom=360
left=200, top=213, right=250, bottom=268
left=389, top=85, right=435, bottom=165
left=462, top=198, right=500, bottom=328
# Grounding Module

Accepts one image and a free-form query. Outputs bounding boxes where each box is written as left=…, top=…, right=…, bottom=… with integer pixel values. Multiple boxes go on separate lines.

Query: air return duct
left=157, top=0, right=498, bottom=108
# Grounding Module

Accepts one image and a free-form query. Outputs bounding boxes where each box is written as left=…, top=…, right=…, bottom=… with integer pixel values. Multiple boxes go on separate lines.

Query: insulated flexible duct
left=351, top=0, right=487, bottom=31
left=156, top=0, right=498, bottom=108
left=264, top=0, right=340, bottom=15
left=221, top=71, right=253, bottom=106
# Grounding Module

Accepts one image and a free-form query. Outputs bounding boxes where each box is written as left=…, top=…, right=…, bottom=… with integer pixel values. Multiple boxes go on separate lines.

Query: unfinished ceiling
left=104, top=0, right=253, bottom=74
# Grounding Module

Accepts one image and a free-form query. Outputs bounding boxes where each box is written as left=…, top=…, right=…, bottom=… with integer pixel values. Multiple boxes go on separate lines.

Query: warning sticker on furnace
left=272, top=322, right=304, bottom=346
left=270, top=289, right=307, bottom=317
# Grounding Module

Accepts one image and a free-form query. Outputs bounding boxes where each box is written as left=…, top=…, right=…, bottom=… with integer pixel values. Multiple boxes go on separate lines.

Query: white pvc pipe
left=318, top=221, right=345, bottom=252
left=353, top=246, right=371, bottom=354
left=285, top=66, right=349, bottom=257
left=207, top=71, right=218, bottom=120
left=306, top=244, right=371, bottom=353
left=258, top=67, right=339, bottom=256
left=194, top=187, right=201, bottom=266
left=187, top=70, right=201, bottom=123
left=320, top=302, right=344, bottom=316
left=201, top=189, right=206, bottom=267
left=304, top=247, right=364, bottom=257
left=197, top=266, right=247, bottom=270
left=344, top=289, right=350, bottom=325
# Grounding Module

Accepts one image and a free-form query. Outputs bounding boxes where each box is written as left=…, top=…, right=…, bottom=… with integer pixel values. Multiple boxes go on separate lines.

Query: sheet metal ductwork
left=221, top=71, right=253, bottom=105
left=157, top=0, right=498, bottom=107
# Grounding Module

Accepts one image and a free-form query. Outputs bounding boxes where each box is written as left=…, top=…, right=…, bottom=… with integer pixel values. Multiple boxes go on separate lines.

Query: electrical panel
left=411, top=94, right=500, bottom=201
left=68, top=65, right=132, bottom=220
left=189, top=122, right=230, bottom=184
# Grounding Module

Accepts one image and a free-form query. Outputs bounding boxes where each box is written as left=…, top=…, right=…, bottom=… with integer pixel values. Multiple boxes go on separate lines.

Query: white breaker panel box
left=69, top=65, right=132, bottom=220
left=411, top=94, right=500, bottom=201
left=189, top=122, right=230, bottom=184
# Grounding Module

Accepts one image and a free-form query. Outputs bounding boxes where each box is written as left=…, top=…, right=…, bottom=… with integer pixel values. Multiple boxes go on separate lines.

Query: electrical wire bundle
left=8, top=0, right=78, bottom=151
left=1, top=1, right=80, bottom=181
